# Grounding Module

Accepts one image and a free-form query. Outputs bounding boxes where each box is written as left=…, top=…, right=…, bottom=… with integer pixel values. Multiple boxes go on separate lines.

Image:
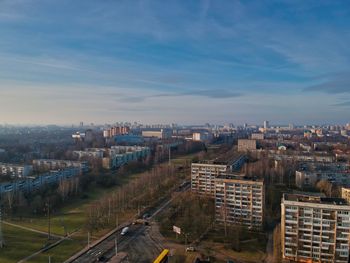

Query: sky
left=0, top=0, right=350, bottom=125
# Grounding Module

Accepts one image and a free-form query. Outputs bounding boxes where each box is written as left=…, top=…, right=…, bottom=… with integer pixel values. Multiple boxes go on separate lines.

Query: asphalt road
left=71, top=224, right=146, bottom=263
left=70, top=183, right=190, bottom=263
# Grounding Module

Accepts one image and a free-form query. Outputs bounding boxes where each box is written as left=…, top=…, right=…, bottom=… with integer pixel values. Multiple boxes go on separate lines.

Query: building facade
left=281, top=193, right=350, bottom=263
left=0, top=163, right=33, bottom=178
left=142, top=129, right=172, bottom=139
left=251, top=133, right=265, bottom=140
left=238, top=139, right=257, bottom=152
left=191, top=163, right=228, bottom=196
left=341, top=187, right=350, bottom=204
left=215, top=176, right=264, bottom=228
left=32, top=159, right=88, bottom=174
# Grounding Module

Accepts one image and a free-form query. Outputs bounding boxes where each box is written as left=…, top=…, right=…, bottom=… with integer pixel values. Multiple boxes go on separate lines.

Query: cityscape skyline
left=1, top=1, right=350, bottom=124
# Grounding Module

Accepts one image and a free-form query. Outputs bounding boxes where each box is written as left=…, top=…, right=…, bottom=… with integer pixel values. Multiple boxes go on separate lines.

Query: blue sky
left=0, top=0, right=350, bottom=125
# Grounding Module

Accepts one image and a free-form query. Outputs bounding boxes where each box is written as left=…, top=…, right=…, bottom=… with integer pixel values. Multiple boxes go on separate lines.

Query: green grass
left=0, top=224, right=57, bottom=263
left=26, top=235, right=87, bottom=263
left=3, top=151, right=200, bottom=262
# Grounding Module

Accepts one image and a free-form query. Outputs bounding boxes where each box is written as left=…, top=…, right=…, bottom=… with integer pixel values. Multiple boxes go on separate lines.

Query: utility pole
left=0, top=206, right=4, bottom=248
left=88, top=231, right=90, bottom=248
left=47, top=200, right=51, bottom=240
left=115, top=237, right=118, bottom=255
left=168, top=147, right=171, bottom=166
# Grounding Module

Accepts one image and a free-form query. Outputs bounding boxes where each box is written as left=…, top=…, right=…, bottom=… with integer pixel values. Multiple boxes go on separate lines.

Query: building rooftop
left=284, top=193, right=348, bottom=205
left=216, top=174, right=263, bottom=183
left=193, top=153, right=245, bottom=166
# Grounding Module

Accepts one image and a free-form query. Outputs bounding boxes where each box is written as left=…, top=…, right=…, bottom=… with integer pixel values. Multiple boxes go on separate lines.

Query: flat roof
left=192, top=153, right=246, bottom=166
left=284, top=193, right=348, bottom=205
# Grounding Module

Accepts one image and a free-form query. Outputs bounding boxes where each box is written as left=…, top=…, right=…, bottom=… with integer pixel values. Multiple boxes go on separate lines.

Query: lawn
left=0, top=224, right=57, bottom=263
left=1, top=151, right=200, bottom=262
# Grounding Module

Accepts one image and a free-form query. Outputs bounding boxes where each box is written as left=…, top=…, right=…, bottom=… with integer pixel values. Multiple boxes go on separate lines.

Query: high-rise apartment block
left=191, top=163, right=228, bottom=196
left=215, top=176, right=264, bottom=228
left=281, top=193, right=350, bottom=263
left=264, top=120, right=269, bottom=129
left=191, top=157, right=264, bottom=228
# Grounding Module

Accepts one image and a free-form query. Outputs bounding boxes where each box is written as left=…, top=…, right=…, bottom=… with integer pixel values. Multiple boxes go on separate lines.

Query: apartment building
left=142, top=129, right=172, bottom=139
left=215, top=176, right=264, bottom=228
left=103, top=126, right=130, bottom=138
left=74, top=148, right=105, bottom=159
left=238, top=139, right=257, bottom=151
left=251, top=133, right=264, bottom=140
left=191, top=154, right=247, bottom=196
left=191, top=162, right=227, bottom=196
left=295, top=163, right=350, bottom=188
left=341, top=187, right=350, bottom=204
left=0, top=163, right=33, bottom=178
left=32, top=159, right=88, bottom=174
left=281, top=193, right=350, bottom=263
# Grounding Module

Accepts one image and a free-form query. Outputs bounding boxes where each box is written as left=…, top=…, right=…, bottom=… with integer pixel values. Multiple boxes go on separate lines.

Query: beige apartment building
left=215, top=176, right=264, bottom=228
left=191, top=162, right=227, bottom=196
left=341, top=187, right=350, bottom=204
left=281, top=193, right=350, bottom=263
left=238, top=139, right=257, bottom=151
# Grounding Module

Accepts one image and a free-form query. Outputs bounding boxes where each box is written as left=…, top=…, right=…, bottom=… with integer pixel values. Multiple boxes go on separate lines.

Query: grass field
left=0, top=224, right=57, bottom=263
left=1, top=151, right=202, bottom=263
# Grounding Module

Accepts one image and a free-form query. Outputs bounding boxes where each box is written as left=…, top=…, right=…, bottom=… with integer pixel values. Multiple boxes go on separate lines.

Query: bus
left=153, top=249, right=169, bottom=263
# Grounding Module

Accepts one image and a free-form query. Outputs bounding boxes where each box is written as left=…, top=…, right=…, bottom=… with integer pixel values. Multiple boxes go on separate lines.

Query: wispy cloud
left=332, top=101, right=350, bottom=107
left=304, top=73, right=350, bottom=94
left=122, top=89, right=242, bottom=103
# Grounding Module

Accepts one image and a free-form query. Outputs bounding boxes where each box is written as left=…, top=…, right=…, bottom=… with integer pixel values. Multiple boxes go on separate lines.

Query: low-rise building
left=281, top=193, right=350, bottom=263
left=32, top=159, right=88, bottom=174
left=142, top=129, right=172, bottom=139
left=0, top=163, right=33, bottom=177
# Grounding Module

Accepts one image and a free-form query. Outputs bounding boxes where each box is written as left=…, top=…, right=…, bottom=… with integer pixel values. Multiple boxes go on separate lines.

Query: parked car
left=186, top=246, right=195, bottom=252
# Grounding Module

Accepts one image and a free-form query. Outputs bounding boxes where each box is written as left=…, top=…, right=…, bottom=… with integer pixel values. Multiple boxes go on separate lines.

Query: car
left=142, top=213, right=150, bottom=219
left=186, top=246, right=195, bottom=252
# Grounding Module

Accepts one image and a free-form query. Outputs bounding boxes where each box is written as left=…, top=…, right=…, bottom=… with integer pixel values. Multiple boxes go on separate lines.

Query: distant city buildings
left=74, top=146, right=150, bottom=170
left=103, top=126, right=130, bottom=138
left=263, top=120, right=269, bottom=129
left=251, top=133, right=264, bottom=140
left=142, top=129, right=172, bottom=139
left=192, top=131, right=213, bottom=142
left=281, top=193, right=350, bottom=263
